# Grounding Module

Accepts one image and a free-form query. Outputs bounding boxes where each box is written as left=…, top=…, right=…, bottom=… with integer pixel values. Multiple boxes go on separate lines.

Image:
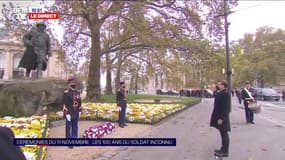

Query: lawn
left=71, top=94, right=201, bottom=124
left=89, top=94, right=198, bottom=105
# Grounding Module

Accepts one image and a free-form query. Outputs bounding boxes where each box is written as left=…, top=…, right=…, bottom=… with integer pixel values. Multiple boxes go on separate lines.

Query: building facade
left=0, top=38, right=68, bottom=80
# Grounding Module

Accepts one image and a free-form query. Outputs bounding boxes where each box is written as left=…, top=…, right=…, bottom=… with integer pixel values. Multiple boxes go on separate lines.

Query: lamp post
left=224, top=0, right=232, bottom=111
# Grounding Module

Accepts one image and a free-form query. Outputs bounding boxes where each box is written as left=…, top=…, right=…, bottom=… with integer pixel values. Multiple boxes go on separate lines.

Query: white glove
left=117, top=107, right=122, bottom=112
left=66, top=114, right=71, bottom=121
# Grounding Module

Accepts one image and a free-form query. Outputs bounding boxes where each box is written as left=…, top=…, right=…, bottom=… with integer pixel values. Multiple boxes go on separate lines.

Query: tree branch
left=129, top=54, right=152, bottom=66
left=80, top=1, right=92, bottom=26
left=60, top=13, right=82, bottom=17
left=109, top=35, right=138, bottom=50
left=79, top=31, right=91, bottom=37
left=101, top=44, right=152, bottom=56
left=100, top=1, right=123, bottom=23
left=122, top=51, right=135, bottom=63
left=145, top=0, right=175, bottom=8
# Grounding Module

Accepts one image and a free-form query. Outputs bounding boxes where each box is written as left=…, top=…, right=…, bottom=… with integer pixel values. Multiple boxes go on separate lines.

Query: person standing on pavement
left=116, top=81, right=127, bottom=128
left=241, top=81, right=256, bottom=124
left=210, top=80, right=231, bottom=157
left=63, top=77, right=82, bottom=142
left=0, top=127, right=26, bottom=160
left=235, top=88, right=242, bottom=104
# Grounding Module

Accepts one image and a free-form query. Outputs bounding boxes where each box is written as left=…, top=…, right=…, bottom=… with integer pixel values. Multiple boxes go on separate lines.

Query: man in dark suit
left=116, top=81, right=127, bottom=128
left=213, top=85, right=220, bottom=98
left=210, top=80, right=231, bottom=157
left=0, top=127, right=27, bottom=160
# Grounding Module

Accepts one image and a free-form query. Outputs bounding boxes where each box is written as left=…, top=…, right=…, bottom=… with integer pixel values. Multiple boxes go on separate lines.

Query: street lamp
left=223, top=68, right=234, bottom=76
left=224, top=0, right=232, bottom=111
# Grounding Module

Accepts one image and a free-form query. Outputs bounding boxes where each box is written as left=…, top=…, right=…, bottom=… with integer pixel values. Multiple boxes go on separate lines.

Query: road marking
left=259, top=102, right=285, bottom=109
left=257, top=114, right=285, bottom=127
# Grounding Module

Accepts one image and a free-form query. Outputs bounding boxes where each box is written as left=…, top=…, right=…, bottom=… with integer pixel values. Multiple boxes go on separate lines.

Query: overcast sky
left=1, top=1, right=285, bottom=42
left=229, top=1, right=285, bottom=41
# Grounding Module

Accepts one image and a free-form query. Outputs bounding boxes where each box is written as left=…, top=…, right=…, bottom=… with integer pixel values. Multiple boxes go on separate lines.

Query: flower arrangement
left=0, top=115, right=49, bottom=160
left=83, top=122, right=115, bottom=138
left=49, top=103, right=186, bottom=124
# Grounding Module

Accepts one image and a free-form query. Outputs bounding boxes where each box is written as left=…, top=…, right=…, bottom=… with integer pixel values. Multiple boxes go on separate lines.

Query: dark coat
left=0, top=127, right=27, bottom=160
left=18, top=45, right=37, bottom=71
left=116, top=90, right=127, bottom=108
left=210, top=89, right=231, bottom=131
left=18, top=27, right=48, bottom=71
left=213, top=90, right=219, bottom=98
left=63, top=89, right=82, bottom=120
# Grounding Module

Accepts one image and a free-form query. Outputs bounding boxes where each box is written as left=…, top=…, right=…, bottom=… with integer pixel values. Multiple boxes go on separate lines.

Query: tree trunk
left=260, top=78, right=265, bottom=88
left=160, top=72, right=163, bottom=89
left=135, top=71, right=138, bottom=94
left=115, top=52, right=122, bottom=92
left=130, top=74, right=134, bottom=94
left=86, top=24, right=101, bottom=102
left=155, top=73, right=158, bottom=88
left=105, top=52, right=113, bottom=95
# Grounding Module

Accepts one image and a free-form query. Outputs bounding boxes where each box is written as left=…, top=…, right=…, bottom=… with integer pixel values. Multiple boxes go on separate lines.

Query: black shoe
left=68, top=146, right=73, bottom=149
left=119, top=124, right=124, bottom=128
left=250, top=122, right=255, bottom=124
left=214, top=149, right=221, bottom=153
left=124, top=124, right=128, bottom=126
left=214, top=151, right=228, bottom=157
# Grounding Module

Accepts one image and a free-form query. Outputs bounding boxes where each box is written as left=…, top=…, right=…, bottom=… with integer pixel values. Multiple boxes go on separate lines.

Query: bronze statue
left=18, top=22, right=51, bottom=79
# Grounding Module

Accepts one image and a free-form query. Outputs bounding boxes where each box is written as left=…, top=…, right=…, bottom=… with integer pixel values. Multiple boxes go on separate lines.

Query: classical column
left=3, top=50, right=12, bottom=80
left=0, top=51, right=4, bottom=79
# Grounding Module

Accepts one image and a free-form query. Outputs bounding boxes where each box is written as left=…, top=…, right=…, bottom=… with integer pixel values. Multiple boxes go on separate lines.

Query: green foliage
left=50, top=1, right=237, bottom=100
left=236, top=26, right=285, bottom=87
left=199, top=26, right=285, bottom=88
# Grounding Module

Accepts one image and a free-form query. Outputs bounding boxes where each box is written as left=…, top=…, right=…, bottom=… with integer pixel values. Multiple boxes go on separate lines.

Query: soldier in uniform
left=116, top=81, right=127, bottom=128
left=63, top=77, right=82, bottom=143
left=18, top=22, right=51, bottom=79
left=241, top=81, right=256, bottom=124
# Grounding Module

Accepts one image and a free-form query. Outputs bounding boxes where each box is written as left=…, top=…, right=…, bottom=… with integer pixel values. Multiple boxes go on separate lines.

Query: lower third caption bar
left=14, top=138, right=176, bottom=146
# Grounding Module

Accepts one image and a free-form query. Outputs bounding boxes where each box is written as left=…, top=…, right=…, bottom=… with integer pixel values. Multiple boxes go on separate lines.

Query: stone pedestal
left=12, top=70, right=25, bottom=79
left=0, top=78, right=68, bottom=117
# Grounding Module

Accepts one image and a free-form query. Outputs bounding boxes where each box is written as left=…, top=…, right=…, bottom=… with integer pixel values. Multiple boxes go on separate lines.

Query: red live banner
left=28, top=12, right=59, bottom=20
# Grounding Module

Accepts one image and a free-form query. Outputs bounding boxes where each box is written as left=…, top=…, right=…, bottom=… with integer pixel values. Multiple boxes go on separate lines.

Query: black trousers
left=118, top=101, right=127, bottom=125
left=219, top=128, right=229, bottom=153
left=244, top=102, right=254, bottom=123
